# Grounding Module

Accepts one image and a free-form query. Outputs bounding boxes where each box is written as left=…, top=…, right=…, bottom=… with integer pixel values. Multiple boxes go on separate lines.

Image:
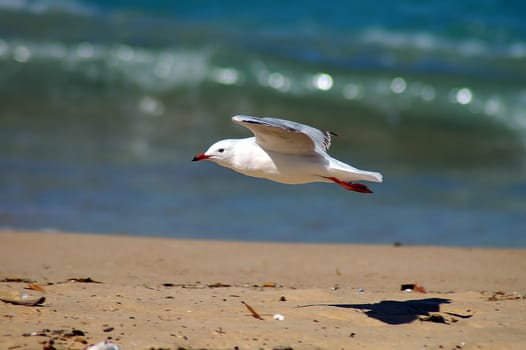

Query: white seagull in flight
left=192, top=115, right=383, bottom=193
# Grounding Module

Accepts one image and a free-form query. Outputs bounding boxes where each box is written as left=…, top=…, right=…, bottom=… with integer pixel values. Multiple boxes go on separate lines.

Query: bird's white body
left=217, top=137, right=381, bottom=185
left=193, top=115, right=383, bottom=193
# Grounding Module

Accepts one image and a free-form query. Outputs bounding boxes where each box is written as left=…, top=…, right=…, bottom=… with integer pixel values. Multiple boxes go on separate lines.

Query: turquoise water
left=0, top=0, right=525, bottom=246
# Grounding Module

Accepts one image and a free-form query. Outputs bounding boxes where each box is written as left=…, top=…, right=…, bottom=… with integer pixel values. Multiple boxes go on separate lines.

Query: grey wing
left=232, top=115, right=333, bottom=155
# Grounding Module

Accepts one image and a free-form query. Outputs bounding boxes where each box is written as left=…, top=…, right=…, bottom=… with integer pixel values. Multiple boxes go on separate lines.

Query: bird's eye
left=218, top=148, right=225, bottom=153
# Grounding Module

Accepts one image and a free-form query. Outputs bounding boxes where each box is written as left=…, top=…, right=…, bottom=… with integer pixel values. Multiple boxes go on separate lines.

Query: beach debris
left=65, top=329, right=86, bottom=337
left=214, top=327, right=226, bottom=335
left=0, top=289, right=45, bottom=306
left=0, top=277, right=35, bottom=283
left=22, top=331, right=47, bottom=337
left=159, top=282, right=207, bottom=289
left=208, top=282, right=231, bottom=288
left=401, top=284, right=413, bottom=292
left=273, top=313, right=285, bottom=321
left=241, top=301, right=264, bottom=320
left=357, top=288, right=364, bottom=293
left=251, top=282, right=281, bottom=288
left=42, top=339, right=56, bottom=350
left=85, top=340, right=121, bottom=350
left=443, top=311, right=473, bottom=319
left=22, top=328, right=89, bottom=347
left=27, top=283, right=46, bottom=293
left=279, top=296, right=287, bottom=302
left=331, top=284, right=339, bottom=290
left=401, top=283, right=426, bottom=293
left=486, top=291, right=524, bottom=301
left=23, top=328, right=87, bottom=337
left=65, top=277, right=102, bottom=283
left=418, top=313, right=457, bottom=324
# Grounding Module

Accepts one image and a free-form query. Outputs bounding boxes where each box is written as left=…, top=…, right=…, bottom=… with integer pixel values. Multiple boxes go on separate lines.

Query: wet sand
left=0, top=231, right=525, bottom=349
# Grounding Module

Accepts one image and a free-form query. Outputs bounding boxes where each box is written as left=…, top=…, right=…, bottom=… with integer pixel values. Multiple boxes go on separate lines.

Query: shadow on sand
left=299, top=298, right=451, bottom=325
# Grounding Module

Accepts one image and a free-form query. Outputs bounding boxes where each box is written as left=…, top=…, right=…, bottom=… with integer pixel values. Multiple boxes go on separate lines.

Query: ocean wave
left=2, top=2, right=525, bottom=71
left=0, top=0, right=95, bottom=16
left=0, top=39, right=526, bottom=150
left=356, top=27, right=526, bottom=60
left=1, top=37, right=525, bottom=140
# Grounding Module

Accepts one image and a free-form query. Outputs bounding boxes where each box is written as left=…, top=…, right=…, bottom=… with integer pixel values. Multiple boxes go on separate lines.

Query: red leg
left=326, top=177, right=373, bottom=193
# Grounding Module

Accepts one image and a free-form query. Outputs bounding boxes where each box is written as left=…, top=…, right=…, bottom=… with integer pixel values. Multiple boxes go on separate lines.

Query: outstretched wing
left=232, top=115, right=333, bottom=155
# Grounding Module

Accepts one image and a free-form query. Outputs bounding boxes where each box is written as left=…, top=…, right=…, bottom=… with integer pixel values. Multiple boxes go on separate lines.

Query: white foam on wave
left=356, top=27, right=524, bottom=61
left=1, top=36, right=525, bottom=143
left=0, top=0, right=96, bottom=16
left=0, top=38, right=214, bottom=91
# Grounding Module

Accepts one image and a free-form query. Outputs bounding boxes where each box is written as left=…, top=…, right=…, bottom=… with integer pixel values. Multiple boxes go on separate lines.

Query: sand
left=0, top=231, right=525, bottom=350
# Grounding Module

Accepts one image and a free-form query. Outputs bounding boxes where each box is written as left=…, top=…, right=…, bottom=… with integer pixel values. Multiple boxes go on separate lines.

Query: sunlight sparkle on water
left=390, top=77, right=407, bottom=94
left=342, top=83, right=362, bottom=100
left=13, top=45, right=31, bottom=62
left=313, top=73, right=333, bottom=91
left=212, top=67, right=240, bottom=85
left=268, top=72, right=290, bottom=92
left=456, top=88, right=473, bottom=105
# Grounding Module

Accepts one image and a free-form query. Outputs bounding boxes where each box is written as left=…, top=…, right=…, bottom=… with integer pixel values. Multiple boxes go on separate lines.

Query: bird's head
left=192, top=139, right=236, bottom=166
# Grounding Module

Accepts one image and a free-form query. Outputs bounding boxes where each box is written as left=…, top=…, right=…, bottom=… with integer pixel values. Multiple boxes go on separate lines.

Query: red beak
left=192, top=153, right=210, bottom=161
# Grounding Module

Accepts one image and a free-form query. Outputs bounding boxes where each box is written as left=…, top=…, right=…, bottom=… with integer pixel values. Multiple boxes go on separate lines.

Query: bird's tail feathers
left=358, top=170, right=383, bottom=183
left=328, top=159, right=383, bottom=183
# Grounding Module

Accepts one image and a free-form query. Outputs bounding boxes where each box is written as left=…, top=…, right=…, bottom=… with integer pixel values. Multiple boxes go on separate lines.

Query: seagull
left=192, top=116, right=383, bottom=193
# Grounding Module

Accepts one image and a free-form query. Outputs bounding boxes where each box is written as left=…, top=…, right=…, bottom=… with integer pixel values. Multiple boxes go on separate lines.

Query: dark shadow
left=299, top=298, right=451, bottom=325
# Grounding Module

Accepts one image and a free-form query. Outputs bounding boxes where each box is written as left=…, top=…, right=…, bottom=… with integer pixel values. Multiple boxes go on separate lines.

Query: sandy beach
left=0, top=231, right=525, bottom=350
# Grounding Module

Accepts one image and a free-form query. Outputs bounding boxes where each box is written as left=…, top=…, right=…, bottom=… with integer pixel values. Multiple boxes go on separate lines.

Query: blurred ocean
left=0, top=0, right=525, bottom=247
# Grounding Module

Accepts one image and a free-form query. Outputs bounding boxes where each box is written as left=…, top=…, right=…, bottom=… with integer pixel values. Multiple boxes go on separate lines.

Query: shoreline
left=1, top=231, right=525, bottom=349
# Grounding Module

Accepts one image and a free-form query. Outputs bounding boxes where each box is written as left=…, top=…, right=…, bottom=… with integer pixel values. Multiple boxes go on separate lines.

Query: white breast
left=230, top=139, right=328, bottom=184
